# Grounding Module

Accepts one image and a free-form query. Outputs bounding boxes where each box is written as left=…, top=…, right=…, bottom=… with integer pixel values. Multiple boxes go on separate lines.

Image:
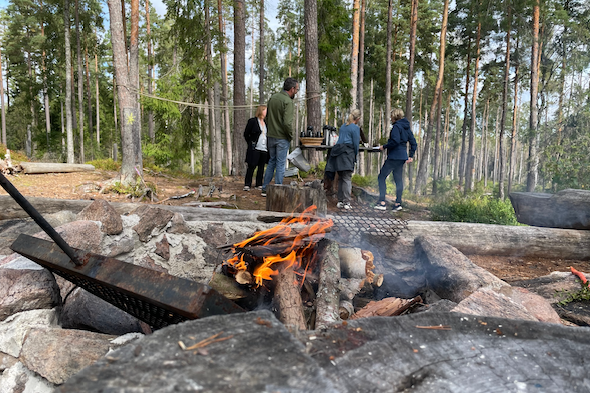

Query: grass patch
left=429, top=193, right=519, bottom=225
left=87, top=158, right=121, bottom=171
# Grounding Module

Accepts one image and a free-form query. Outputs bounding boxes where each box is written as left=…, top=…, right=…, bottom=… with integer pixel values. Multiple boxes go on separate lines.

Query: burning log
left=315, top=239, right=341, bottom=330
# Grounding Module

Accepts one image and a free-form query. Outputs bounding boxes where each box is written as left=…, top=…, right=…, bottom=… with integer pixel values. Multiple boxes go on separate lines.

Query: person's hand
left=379, top=145, right=384, bottom=151
left=406, top=157, right=413, bottom=163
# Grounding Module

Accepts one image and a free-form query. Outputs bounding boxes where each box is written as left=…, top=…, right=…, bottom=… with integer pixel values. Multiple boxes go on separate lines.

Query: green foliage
left=87, top=158, right=121, bottom=171
left=543, top=129, right=590, bottom=191
left=142, top=135, right=175, bottom=168
left=109, top=178, right=158, bottom=199
left=430, top=193, right=519, bottom=225
left=556, top=281, right=590, bottom=306
left=352, top=173, right=377, bottom=188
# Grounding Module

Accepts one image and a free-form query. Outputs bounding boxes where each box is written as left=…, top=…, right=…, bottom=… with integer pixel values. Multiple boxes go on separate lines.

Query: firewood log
left=315, top=238, right=341, bottom=330
left=275, top=265, right=307, bottom=332
left=208, top=273, right=250, bottom=300
left=351, top=296, right=422, bottom=319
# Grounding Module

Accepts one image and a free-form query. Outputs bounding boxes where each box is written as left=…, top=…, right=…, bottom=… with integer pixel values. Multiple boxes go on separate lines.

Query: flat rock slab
left=510, top=189, right=590, bottom=229
left=59, top=310, right=590, bottom=393
left=58, top=310, right=342, bottom=393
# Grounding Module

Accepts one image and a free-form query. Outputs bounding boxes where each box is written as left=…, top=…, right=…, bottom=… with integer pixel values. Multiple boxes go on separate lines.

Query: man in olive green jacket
left=261, top=78, right=299, bottom=196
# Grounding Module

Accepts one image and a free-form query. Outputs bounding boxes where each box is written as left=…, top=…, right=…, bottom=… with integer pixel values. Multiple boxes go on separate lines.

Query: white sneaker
left=342, top=202, right=351, bottom=210
left=392, top=204, right=402, bottom=211
left=336, top=202, right=344, bottom=209
left=243, top=186, right=250, bottom=191
left=374, top=202, right=386, bottom=211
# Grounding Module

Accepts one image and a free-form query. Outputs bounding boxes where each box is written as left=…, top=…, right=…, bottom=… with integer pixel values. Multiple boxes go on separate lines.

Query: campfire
left=215, top=205, right=422, bottom=331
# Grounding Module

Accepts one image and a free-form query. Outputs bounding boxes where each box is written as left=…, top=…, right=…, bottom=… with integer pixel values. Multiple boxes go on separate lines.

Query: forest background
left=0, top=0, right=588, bottom=209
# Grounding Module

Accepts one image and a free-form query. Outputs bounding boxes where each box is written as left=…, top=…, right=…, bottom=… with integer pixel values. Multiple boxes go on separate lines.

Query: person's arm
left=353, top=126, right=361, bottom=157
left=243, top=118, right=255, bottom=143
left=283, top=100, right=294, bottom=141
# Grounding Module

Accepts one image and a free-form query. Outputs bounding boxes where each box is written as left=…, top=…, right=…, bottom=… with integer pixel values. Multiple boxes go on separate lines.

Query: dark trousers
left=378, top=159, right=405, bottom=204
left=245, top=152, right=268, bottom=187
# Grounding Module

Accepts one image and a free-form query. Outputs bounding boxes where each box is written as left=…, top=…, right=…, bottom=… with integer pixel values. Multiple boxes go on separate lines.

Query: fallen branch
left=156, top=190, right=196, bottom=204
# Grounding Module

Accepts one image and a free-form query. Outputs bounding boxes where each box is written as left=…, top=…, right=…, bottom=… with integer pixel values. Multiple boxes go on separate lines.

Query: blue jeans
left=378, top=159, right=405, bottom=204
left=262, top=137, right=290, bottom=190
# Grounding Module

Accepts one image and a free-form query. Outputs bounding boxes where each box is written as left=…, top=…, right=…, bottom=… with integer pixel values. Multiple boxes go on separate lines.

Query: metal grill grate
left=11, top=234, right=244, bottom=330
left=327, top=202, right=408, bottom=247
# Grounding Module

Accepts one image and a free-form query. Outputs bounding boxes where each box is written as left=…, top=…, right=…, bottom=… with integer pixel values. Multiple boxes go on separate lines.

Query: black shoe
left=261, top=190, right=267, bottom=197
left=392, top=204, right=402, bottom=211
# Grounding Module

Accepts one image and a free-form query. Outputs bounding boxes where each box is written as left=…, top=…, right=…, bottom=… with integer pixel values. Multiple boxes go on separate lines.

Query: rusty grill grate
left=11, top=234, right=244, bottom=330
left=327, top=202, right=408, bottom=247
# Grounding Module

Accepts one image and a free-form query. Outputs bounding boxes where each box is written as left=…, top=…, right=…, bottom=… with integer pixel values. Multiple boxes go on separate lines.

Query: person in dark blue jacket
left=374, top=108, right=417, bottom=211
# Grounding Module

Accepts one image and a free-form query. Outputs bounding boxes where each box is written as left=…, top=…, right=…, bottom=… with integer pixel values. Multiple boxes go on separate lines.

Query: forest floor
left=1, top=169, right=588, bottom=283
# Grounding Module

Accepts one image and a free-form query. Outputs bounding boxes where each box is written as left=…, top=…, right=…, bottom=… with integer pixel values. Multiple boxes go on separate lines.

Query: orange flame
left=224, top=205, right=333, bottom=287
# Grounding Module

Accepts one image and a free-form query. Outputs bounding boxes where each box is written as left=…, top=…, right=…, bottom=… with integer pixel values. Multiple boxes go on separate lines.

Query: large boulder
left=0, top=256, right=60, bottom=321
left=510, top=188, right=590, bottom=229
left=0, top=309, right=59, bottom=358
left=58, top=310, right=590, bottom=393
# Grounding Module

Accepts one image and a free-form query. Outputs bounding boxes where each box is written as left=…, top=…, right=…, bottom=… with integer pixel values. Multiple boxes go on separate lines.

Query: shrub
left=430, top=194, right=519, bottom=225
left=88, top=158, right=121, bottom=171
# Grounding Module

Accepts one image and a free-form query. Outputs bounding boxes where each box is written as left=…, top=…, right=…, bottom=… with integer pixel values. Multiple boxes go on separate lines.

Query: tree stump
left=266, top=184, right=327, bottom=215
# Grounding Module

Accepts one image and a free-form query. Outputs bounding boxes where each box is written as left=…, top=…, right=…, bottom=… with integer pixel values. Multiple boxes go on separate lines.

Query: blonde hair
left=346, top=109, right=362, bottom=125
left=255, top=105, right=267, bottom=119
left=391, top=108, right=404, bottom=123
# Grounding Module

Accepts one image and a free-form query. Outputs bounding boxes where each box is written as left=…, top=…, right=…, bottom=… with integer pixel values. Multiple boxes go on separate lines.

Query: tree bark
left=85, top=45, right=93, bottom=158
left=130, top=0, right=141, bottom=167
left=384, top=0, right=393, bottom=138
left=498, top=1, right=511, bottom=199
left=275, top=265, right=307, bottom=331
left=527, top=0, right=540, bottom=192
left=64, top=0, right=75, bottom=164
left=108, top=0, right=142, bottom=185
left=95, top=52, right=100, bottom=144
left=415, top=0, right=448, bottom=195
left=259, top=0, right=265, bottom=103
left=214, top=82, right=223, bottom=175
left=233, top=0, right=247, bottom=176
left=458, top=39, right=471, bottom=187
left=508, top=37, right=520, bottom=195
left=75, top=0, right=84, bottom=163
left=217, top=0, right=232, bottom=174
left=315, top=239, right=341, bottom=330
left=465, top=20, right=481, bottom=194
left=305, top=0, right=321, bottom=136
left=350, top=0, right=360, bottom=109
left=405, top=0, right=418, bottom=126
left=146, top=0, right=155, bottom=143
left=0, top=46, right=6, bottom=146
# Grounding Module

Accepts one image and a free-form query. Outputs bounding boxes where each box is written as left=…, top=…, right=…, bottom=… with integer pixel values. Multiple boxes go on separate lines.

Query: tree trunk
left=0, top=46, right=5, bottom=146
left=85, top=45, right=93, bottom=158
left=41, top=24, right=51, bottom=149
left=415, top=0, right=448, bottom=195
left=498, top=1, right=511, bottom=199
left=146, top=0, right=155, bottom=143
left=305, top=0, right=321, bottom=136
left=508, top=37, right=520, bottom=195
left=233, top=0, right=247, bottom=176
left=350, top=0, right=360, bottom=109
left=64, top=0, right=75, bottom=164
left=432, top=88, right=443, bottom=194
left=384, top=0, right=393, bottom=137
left=405, top=0, right=418, bottom=126
left=214, top=82, right=223, bottom=175
left=259, top=0, right=265, bottom=103
left=465, top=20, right=481, bottom=194
left=217, top=0, right=232, bottom=174
left=75, top=0, right=84, bottom=163
left=357, top=0, right=366, bottom=112
left=95, top=52, right=100, bottom=145
left=108, top=0, right=142, bottom=185
left=458, top=39, right=471, bottom=187
left=527, top=0, right=540, bottom=192
left=130, top=0, right=141, bottom=168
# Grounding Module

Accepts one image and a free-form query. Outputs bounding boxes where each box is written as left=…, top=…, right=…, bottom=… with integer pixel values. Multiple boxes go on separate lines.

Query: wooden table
left=299, top=144, right=383, bottom=153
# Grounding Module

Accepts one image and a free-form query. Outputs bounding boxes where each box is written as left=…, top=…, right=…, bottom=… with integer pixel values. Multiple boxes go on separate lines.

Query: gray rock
left=0, top=309, right=59, bottom=357
left=499, top=286, right=561, bottom=324
left=20, top=327, right=116, bottom=385
left=60, top=288, right=145, bottom=335
left=77, top=199, right=124, bottom=235
left=0, top=256, right=60, bottom=321
left=510, top=188, right=590, bottom=229
left=58, top=310, right=343, bottom=393
left=0, top=352, right=17, bottom=372
left=415, top=235, right=509, bottom=303
left=132, top=206, right=174, bottom=242
left=34, top=220, right=103, bottom=254
left=168, top=212, right=190, bottom=234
